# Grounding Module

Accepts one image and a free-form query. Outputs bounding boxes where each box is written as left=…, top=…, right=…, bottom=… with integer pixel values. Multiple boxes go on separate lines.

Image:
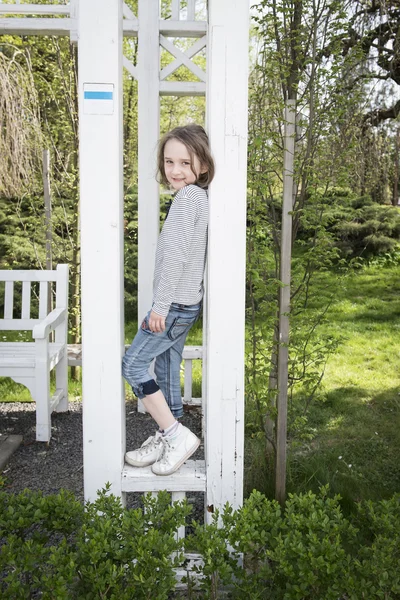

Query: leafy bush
left=0, top=486, right=190, bottom=599
left=319, top=191, right=400, bottom=260
left=186, top=488, right=400, bottom=599
left=1, top=486, right=400, bottom=599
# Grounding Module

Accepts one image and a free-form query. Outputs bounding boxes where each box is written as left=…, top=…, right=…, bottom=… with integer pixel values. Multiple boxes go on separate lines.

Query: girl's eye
left=182, top=162, right=190, bottom=166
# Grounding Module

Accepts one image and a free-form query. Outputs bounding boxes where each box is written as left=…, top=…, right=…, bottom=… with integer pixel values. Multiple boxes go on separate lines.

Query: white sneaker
left=151, top=425, right=200, bottom=476
left=125, top=431, right=163, bottom=467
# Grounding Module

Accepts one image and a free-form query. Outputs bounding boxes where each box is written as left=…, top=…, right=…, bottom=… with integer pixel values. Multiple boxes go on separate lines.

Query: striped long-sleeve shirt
left=152, top=184, right=208, bottom=317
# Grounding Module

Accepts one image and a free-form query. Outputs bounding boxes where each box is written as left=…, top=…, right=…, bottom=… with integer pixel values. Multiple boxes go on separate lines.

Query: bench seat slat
left=0, top=342, right=64, bottom=369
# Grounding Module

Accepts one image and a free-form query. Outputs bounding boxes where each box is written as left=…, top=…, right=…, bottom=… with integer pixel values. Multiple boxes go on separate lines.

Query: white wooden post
left=135, top=0, right=160, bottom=413
left=205, top=0, right=249, bottom=518
left=79, top=0, right=125, bottom=501
left=137, top=0, right=160, bottom=323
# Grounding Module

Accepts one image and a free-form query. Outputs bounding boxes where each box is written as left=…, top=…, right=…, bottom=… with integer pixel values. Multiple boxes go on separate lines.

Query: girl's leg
left=141, top=389, right=175, bottom=431
left=154, top=333, right=187, bottom=419
left=123, top=304, right=201, bottom=473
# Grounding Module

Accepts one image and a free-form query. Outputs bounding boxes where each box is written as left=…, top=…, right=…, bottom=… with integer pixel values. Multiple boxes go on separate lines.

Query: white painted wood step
left=122, top=459, right=206, bottom=493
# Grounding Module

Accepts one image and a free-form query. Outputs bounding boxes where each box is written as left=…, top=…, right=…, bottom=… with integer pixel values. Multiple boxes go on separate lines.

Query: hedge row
left=1, top=485, right=399, bottom=599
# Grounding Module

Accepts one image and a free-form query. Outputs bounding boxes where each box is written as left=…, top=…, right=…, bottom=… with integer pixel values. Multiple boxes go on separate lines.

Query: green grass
left=246, top=265, right=400, bottom=507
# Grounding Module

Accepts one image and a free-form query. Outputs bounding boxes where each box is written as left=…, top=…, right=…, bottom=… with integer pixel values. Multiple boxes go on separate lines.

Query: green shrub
left=347, top=495, right=400, bottom=599
left=1, top=486, right=400, bottom=599
left=185, top=488, right=400, bottom=599
left=220, top=487, right=356, bottom=599
left=0, top=486, right=191, bottom=599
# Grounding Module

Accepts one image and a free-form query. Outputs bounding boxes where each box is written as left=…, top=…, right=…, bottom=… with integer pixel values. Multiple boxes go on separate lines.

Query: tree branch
left=363, top=98, right=400, bottom=126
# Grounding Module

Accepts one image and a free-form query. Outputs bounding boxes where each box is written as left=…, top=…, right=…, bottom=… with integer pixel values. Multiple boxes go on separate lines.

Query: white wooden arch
left=0, top=0, right=249, bottom=523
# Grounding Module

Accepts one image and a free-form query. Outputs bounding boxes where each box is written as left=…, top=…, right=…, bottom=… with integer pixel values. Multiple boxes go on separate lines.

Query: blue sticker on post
left=83, top=83, right=114, bottom=115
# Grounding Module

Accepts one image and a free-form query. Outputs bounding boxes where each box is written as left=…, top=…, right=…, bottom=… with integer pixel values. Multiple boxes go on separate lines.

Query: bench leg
left=35, top=341, right=52, bottom=442
left=33, top=373, right=51, bottom=442
left=55, top=353, right=69, bottom=413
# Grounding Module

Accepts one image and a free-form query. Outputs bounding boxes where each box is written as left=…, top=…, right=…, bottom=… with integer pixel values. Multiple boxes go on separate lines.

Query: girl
left=122, top=124, right=215, bottom=476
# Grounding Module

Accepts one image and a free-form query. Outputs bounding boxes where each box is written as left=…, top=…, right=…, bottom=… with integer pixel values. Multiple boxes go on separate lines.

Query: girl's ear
left=200, top=164, right=208, bottom=174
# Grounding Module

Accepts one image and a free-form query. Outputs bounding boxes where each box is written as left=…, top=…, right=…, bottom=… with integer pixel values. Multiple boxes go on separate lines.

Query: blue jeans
left=122, top=302, right=201, bottom=418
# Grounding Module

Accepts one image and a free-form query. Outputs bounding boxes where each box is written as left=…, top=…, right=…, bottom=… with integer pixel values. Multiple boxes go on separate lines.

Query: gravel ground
left=0, top=399, right=204, bottom=520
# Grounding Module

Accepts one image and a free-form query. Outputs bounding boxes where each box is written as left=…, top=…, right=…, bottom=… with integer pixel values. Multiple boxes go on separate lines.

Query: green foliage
left=299, top=190, right=400, bottom=261
left=1, top=486, right=400, bottom=599
left=0, top=486, right=190, bottom=599
left=331, top=195, right=400, bottom=259
left=350, top=496, right=400, bottom=599
left=124, top=190, right=138, bottom=319
left=187, top=488, right=400, bottom=599
left=184, top=511, right=237, bottom=598
left=245, top=0, right=365, bottom=469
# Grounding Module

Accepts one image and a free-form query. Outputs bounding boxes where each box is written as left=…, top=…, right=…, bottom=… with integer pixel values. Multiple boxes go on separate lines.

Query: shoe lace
left=157, top=437, right=172, bottom=464
left=139, top=435, right=161, bottom=456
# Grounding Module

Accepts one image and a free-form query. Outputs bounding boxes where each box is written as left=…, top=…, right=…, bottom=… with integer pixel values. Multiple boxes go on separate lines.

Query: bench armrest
left=33, top=308, right=67, bottom=340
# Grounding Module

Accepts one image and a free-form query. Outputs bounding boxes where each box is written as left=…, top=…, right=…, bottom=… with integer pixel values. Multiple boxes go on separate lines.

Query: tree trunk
left=394, top=128, right=399, bottom=206
left=265, top=317, right=278, bottom=455
left=42, top=149, right=53, bottom=322
left=275, top=100, right=295, bottom=505
left=69, top=42, right=81, bottom=381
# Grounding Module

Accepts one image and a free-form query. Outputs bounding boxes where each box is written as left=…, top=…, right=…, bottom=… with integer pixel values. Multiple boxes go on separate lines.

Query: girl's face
left=163, top=139, right=204, bottom=191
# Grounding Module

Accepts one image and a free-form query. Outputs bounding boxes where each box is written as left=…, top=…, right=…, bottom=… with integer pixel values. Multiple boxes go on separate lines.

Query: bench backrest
left=0, top=265, right=68, bottom=331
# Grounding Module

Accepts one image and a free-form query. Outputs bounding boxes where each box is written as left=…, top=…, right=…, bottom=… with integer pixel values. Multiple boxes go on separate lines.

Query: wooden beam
left=137, top=0, right=160, bottom=323
left=0, top=15, right=137, bottom=39
left=0, top=5, right=70, bottom=15
left=0, top=15, right=205, bottom=40
left=123, top=56, right=138, bottom=80
left=159, top=19, right=206, bottom=37
left=122, top=460, right=206, bottom=492
left=159, top=81, right=205, bottom=96
left=0, top=17, right=74, bottom=36
left=122, top=2, right=136, bottom=20
left=205, top=0, right=249, bottom=520
left=171, top=0, right=180, bottom=20
left=187, top=0, right=196, bottom=21
left=0, top=270, right=57, bottom=282
left=79, top=0, right=125, bottom=502
left=123, top=19, right=138, bottom=37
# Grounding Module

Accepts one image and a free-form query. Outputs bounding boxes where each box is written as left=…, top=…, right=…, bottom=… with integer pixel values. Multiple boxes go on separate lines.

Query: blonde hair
left=157, top=124, right=215, bottom=189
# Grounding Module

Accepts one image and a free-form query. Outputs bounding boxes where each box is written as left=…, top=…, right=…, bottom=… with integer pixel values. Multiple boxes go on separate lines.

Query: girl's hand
left=149, top=310, right=166, bottom=333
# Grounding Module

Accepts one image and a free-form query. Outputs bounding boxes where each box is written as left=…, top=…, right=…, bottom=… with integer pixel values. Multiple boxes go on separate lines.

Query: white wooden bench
left=0, top=265, right=69, bottom=442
